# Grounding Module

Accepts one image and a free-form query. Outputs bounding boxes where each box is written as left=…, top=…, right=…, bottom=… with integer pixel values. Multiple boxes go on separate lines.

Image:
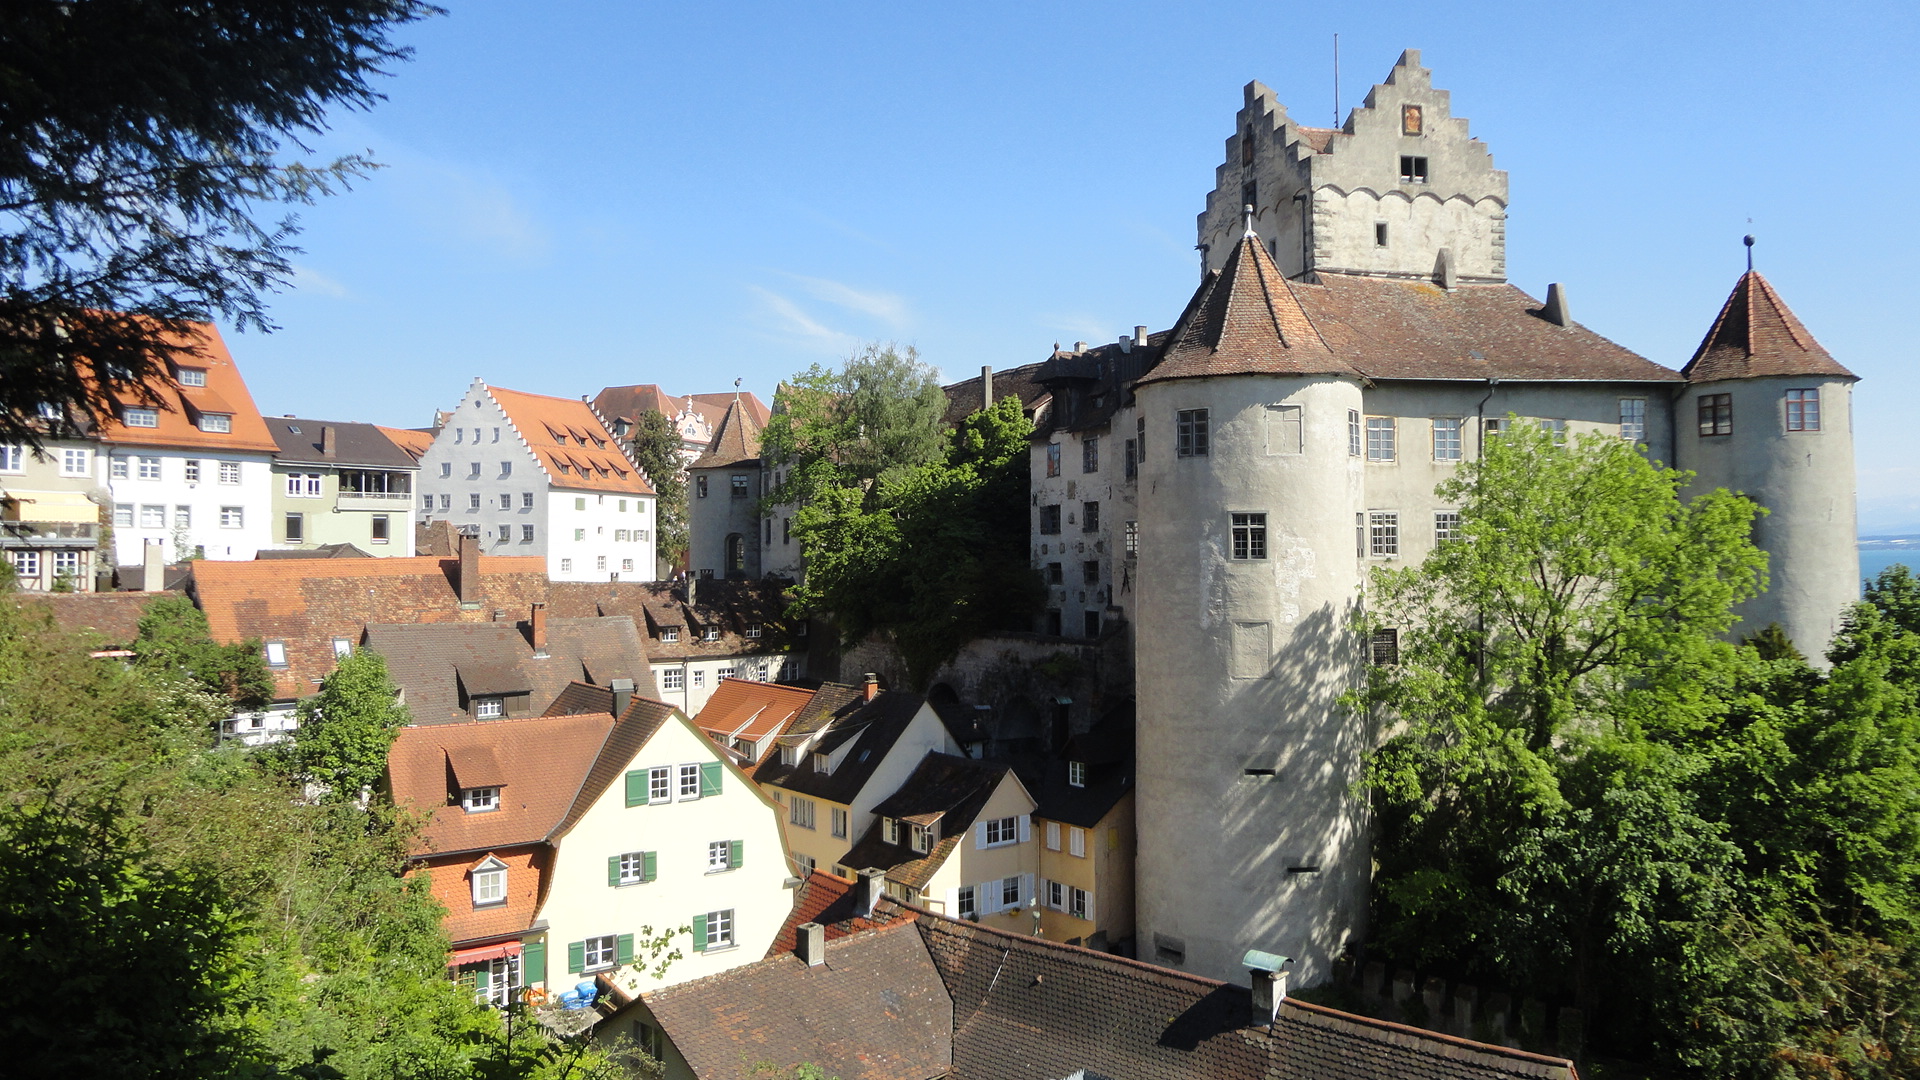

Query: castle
left=1020, top=50, right=1858, bottom=985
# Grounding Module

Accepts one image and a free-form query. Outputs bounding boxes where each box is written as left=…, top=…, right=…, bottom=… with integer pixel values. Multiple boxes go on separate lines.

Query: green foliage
left=294, top=649, right=412, bottom=801
left=1355, top=425, right=1920, bottom=1076
left=790, top=395, right=1044, bottom=686
left=761, top=343, right=950, bottom=512
left=628, top=410, right=690, bottom=567
left=133, top=594, right=275, bottom=708
left=1864, top=563, right=1920, bottom=636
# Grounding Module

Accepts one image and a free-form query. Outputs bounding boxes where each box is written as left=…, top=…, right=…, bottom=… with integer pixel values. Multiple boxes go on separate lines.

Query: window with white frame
left=0, top=444, right=21, bottom=472
left=678, top=763, right=701, bottom=798
left=10, top=551, right=39, bottom=579
left=123, top=407, right=158, bottom=428
left=139, top=504, right=165, bottom=528
left=661, top=668, right=684, bottom=691
left=1068, top=761, right=1086, bottom=787
left=1369, top=511, right=1399, bottom=558
left=1435, top=511, right=1461, bottom=544
left=692, top=669, right=704, bottom=688
left=1619, top=398, right=1647, bottom=442
left=1070, top=886, right=1091, bottom=920
left=1365, top=417, right=1396, bottom=461
left=831, top=806, right=848, bottom=838
left=176, top=367, right=207, bottom=387
left=110, top=457, right=128, bottom=479
left=1348, top=410, right=1362, bottom=456
left=999, top=876, right=1021, bottom=908
left=1048, top=879, right=1066, bottom=909
left=957, top=885, right=977, bottom=920
left=264, top=641, right=287, bottom=667
left=778, top=744, right=798, bottom=767
left=53, top=551, right=81, bottom=579
left=744, top=623, right=762, bottom=639
left=183, top=459, right=200, bottom=482
left=648, top=766, right=672, bottom=803
left=790, top=797, right=815, bottom=829
left=1070, top=826, right=1086, bottom=857
left=331, top=638, right=352, bottom=658
left=707, top=840, right=737, bottom=872
left=583, top=935, right=618, bottom=970
left=559, top=558, right=572, bottom=573
left=198, top=413, right=231, bottom=433
left=617, top=851, right=652, bottom=885
left=113, top=503, right=132, bottom=526
left=1045, top=821, right=1061, bottom=851
left=137, top=455, right=161, bottom=480
left=983, top=816, right=1019, bottom=847
left=1176, top=409, right=1210, bottom=457
left=174, top=505, right=190, bottom=528
left=702, top=909, right=734, bottom=950
left=1229, top=513, right=1267, bottom=560
left=701, top=626, right=720, bottom=642
left=60, top=447, right=89, bottom=476
left=793, top=851, right=816, bottom=875
left=1537, top=418, right=1567, bottom=445
left=1432, top=417, right=1462, bottom=461
left=474, top=697, right=504, bottom=719
left=218, top=461, right=241, bottom=484
left=462, top=787, right=500, bottom=813
left=883, top=817, right=900, bottom=844
left=471, top=857, right=507, bottom=906
left=911, top=823, right=933, bottom=854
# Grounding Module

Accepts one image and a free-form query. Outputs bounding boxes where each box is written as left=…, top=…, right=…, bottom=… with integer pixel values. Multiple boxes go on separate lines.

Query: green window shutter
left=608, top=855, right=622, bottom=886
left=566, top=940, right=585, bottom=974
left=624, top=770, right=647, bottom=807
left=522, top=940, right=546, bottom=986
left=616, top=933, right=635, bottom=965
left=699, top=761, right=722, bottom=798
left=729, top=839, right=743, bottom=869
left=642, top=851, right=658, bottom=882
left=691, top=914, right=707, bottom=951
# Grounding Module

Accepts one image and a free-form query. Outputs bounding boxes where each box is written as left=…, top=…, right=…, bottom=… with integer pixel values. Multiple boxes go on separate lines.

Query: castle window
left=1083, top=437, right=1099, bottom=473
left=1348, top=410, right=1362, bottom=456
left=1176, top=409, right=1210, bottom=457
left=1698, top=394, right=1733, bottom=437
left=1399, top=156, right=1428, bottom=183
left=1241, top=129, right=1254, bottom=166
left=1124, top=520, right=1139, bottom=559
left=731, top=474, right=749, bottom=498
left=1375, top=222, right=1389, bottom=248
left=1365, top=416, right=1397, bottom=461
left=1047, top=562, right=1063, bottom=584
left=1266, top=404, right=1303, bottom=455
left=1619, top=398, right=1647, bottom=443
left=1082, top=501, right=1099, bottom=533
left=1435, top=511, right=1462, bottom=545
left=1369, top=511, right=1400, bottom=558
left=1124, top=439, right=1137, bottom=479
left=1046, top=444, right=1061, bottom=477
left=1786, top=389, right=1821, bottom=432
left=1039, top=505, right=1062, bottom=534
left=1230, top=513, right=1268, bottom=560
left=1137, top=416, right=1146, bottom=459
left=1370, top=628, right=1401, bottom=666
left=1083, top=560, right=1100, bottom=585
left=1432, top=417, right=1462, bottom=460
left=695, top=475, right=708, bottom=498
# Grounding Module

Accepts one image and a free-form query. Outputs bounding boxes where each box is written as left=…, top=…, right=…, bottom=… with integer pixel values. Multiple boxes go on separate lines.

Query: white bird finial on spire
left=1243, top=203, right=1257, bottom=239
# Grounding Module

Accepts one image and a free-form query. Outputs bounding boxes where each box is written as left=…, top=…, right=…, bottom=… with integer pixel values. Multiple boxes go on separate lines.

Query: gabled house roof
left=756, top=689, right=933, bottom=806
left=1027, top=699, right=1135, bottom=829
left=390, top=712, right=616, bottom=858
left=364, top=614, right=657, bottom=724
left=265, top=417, right=420, bottom=469
left=12, top=590, right=181, bottom=648
left=641, top=919, right=952, bottom=1080
left=90, top=322, right=280, bottom=454
left=689, top=397, right=763, bottom=470
left=841, top=753, right=1021, bottom=891
left=1681, top=271, right=1855, bottom=384
left=941, top=361, right=1052, bottom=427
left=764, top=870, right=917, bottom=958
left=483, top=384, right=653, bottom=496
left=592, top=385, right=772, bottom=442
left=690, top=678, right=814, bottom=765
left=376, top=425, right=437, bottom=463
left=553, top=578, right=792, bottom=662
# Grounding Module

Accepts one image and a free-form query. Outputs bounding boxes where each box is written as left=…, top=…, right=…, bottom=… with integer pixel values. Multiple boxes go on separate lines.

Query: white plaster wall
left=649, top=654, right=797, bottom=716
left=535, top=715, right=791, bottom=994
left=1133, top=374, right=1369, bottom=987
left=105, top=448, right=274, bottom=562
left=686, top=465, right=760, bottom=579
left=548, top=488, right=655, bottom=582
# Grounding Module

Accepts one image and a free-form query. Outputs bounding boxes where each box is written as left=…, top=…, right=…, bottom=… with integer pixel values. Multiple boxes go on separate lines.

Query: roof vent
left=1543, top=283, right=1572, bottom=327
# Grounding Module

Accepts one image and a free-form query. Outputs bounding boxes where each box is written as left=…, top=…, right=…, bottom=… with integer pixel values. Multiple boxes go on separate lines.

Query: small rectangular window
left=1348, top=410, right=1362, bottom=457
left=1039, top=505, right=1061, bottom=535
left=957, top=885, right=977, bottom=920
left=138, top=504, right=165, bottom=528
left=1082, top=560, right=1100, bottom=585
left=1434, top=511, right=1461, bottom=544
left=198, top=413, right=231, bottom=433
left=1369, top=511, right=1400, bottom=558
left=1082, top=437, right=1099, bottom=473
left=183, top=459, right=200, bottom=482
left=264, top=641, right=287, bottom=667
left=1365, top=417, right=1396, bottom=462
left=59, top=447, right=89, bottom=476
left=137, top=455, right=162, bottom=480
left=372, top=515, right=390, bottom=543
left=678, top=763, right=701, bottom=799
left=731, top=474, right=749, bottom=498
left=702, top=909, right=734, bottom=950
left=1399, top=155, right=1429, bottom=183
left=661, top=668, right=684, bottom=690
left=220, top=505, right=244, bottom=528
left=1124, top=438, right=1137, bottom=479
left=983, top=816, right=1019, bottom=846
left=1045, top=443, right=1061, bottom=478
left=113, top=503, right=133, bottom=527
left=284, top=513, right=304, bottom=543
left=1047, top=562, right=1063, bottom=585
left=122, top=407, right=158, bottom=428
left=910, top=823, right=932, bottom=854
left=1786, top=389, right=1821, bottom=432
left=583, top=934, right=618, bottom=970
left=1082, top=501, right=1099, bottom=533
left=1068, top=761, right=1086, bottom=787
left=1698, top=393, right=1733, bottom=437
left=1374, top=221, right=1389, bottom=247
left=1538, top=418, right=1567, bottom=445
left=1432, top=417, right=1462, bottom=461
left=176, top=368, right=207, bottom=387
left=1176, top=409, right=1210, bottom=457
left=1124, top=520, right=1139, bottom=558
left=499, top=493, right=512, bottom=510
left=470, top=494, right=483, bottom=511
left=462, top=786, right=499, bottom=812
left=831, top=806, right=848, bottom=838
left=1371, top=628, right=1401, bottom=666
left=1230, top=512, right=1267, bottom=560
left=474, top=697, right=504, bottom=719
left=1619, top=398, right=1647, bottom=443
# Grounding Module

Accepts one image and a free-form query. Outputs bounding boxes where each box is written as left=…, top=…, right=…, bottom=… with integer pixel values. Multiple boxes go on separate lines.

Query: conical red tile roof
left=1138, top=233, right=1359, bottom=385
left=1682, top=272, right=1854, bottom=384
left=691, top=396, right=763, bottom=469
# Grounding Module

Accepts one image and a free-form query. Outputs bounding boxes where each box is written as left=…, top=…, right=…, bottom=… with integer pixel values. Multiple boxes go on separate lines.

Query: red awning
left=448, top=941, right=523, bottom=967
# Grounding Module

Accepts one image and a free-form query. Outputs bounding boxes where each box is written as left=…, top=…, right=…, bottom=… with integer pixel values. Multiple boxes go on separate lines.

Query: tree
left=133, top=594, right=274, bottom=708
left=760, top=343, right=950, bottom=512
left=0, top=1, right=439, bottom=449
left=1864, top=563, right=1920, bottom=637
left=628, top=410, right=689, bottom=568
left=293, top=649, right=410, bottom=801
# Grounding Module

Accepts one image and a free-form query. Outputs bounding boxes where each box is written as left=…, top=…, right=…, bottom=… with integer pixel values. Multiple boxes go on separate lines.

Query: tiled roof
left=689, top=397, right=762, bottom=469
left=13, top=591, right=180, bottom=647
left=916, top=913, right=1581, bottom=1080
left=1295, top=125, right=1342, bottom=153
left=484, top=385, right=653, bottom=496
left=639, top=920, right=952, bottom=1080
left=765, top=871, right=916, bottom=958
left=389, top=712, right=616, bottom=858
left=551, top=578, right=793, bottom=662
left=254, top=543, right=372, bottom=560
left=265, top=417, right=420, bottom=469
left=942, top=362, right=1051, bottom=427
left=1028, top=701, right=1134, bottom=828
left=591, top=384, right=682, bottom=428
left=783, top=681, right=865, bottom=738
left=757, top=691, right=929, bottom=806
left=687, top=391, right=771, bottom=429
left=363, top=615, right=657, bottom=725
left=545, top=680, right=616, bottom=718
left=691, top=678, right=814, bottom=763
left=548, top=696, right=679, bottom=839
left=414, top=843, right=549, bottom=945
left=90, top=322, right=280, bottom=454
left=1681, top=271, right=1855, bottom=384
left=191, top=554, right=553, bottom=700
left=376, top=425, right=437, bottom=463
left=842, top=754, right=1012, bottom=890
left=1140, top=234, right=1357, bottom=387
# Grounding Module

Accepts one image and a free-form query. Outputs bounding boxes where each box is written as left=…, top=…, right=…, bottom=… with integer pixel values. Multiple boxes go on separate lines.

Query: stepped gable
left=1138, top=233, right=1356, bottom=386
left=1294, top=275, right=1682, bottom=383
left=689, top=396, right=762, bottom=469
left=1682, top=271, right=1855, bottom=384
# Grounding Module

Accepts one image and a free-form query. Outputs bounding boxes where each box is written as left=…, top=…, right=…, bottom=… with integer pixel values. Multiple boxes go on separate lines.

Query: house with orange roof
left=388, top=693, right=794, bottom=1005
left=91, top=322, right=280, bottom=564
left=592, top=384, right=771, bottom=463
left=687, top=677, right=813, bottom=769
left=417, top=380, right=656, bottom=582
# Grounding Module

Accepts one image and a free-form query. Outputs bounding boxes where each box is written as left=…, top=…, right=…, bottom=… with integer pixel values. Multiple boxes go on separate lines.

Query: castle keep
left=1021, top=50, right=1858, bottom=985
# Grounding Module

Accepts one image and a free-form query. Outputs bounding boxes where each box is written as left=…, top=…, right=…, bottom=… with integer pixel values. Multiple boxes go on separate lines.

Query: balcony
left=335, top=490, right=414, bottom=512
left=0, top=520, right=96, bottom=547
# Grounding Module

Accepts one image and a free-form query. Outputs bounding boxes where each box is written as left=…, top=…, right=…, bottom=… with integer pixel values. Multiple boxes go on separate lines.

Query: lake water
left=1859, top=549, right=1912, bottom=588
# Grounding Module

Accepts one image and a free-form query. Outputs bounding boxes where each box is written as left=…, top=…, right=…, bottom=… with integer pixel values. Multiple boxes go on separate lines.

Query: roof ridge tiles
left=1276, top=998, right=1580, bottom=1074
left=894, top=897, right=1237, bottom=992
left=642, top=916, right=925, bottom=1003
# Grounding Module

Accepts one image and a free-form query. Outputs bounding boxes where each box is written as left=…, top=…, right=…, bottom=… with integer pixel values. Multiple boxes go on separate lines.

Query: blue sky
left=238, top=1, right=1920, bottom=530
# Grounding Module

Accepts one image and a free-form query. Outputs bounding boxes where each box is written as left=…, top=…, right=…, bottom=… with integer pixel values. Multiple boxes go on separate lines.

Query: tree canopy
left=293, top=648, right=411, bottom=801
left=133, top=595, right=274, bottom=708
left=760, top=343, right=950, bottom=513
left=0, top=0, right=438, bottom=448
left=627, top=410, right=690, bottom=569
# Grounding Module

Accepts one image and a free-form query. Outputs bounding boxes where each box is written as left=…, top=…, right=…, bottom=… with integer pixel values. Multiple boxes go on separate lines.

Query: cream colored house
left=1031, top=709, right=1137, bottom=950
left=753, top=680, right=960, bottom=880
left=838, top=752, right=1042, bottom=936
left=531, top=697, right=793, bottom=995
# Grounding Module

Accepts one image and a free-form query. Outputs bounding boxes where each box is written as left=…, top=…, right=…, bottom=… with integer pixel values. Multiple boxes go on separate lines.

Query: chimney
left=1544, top=283, right=1571, bottom=327
left=981, top=365, right=993, bottom=412
left=1243, top=950, right=1291, bottom=1027
left=862, top=673, right=879, bottom=702
left=457, top=534, right=479, bottom=604
left=1118, top=334, right=1131, bottom=354
left=1135, top=325, right=1150, bottom=348
left=320, top=425, right=337, bottom=456
left=857, top=867, right=889, bottom=917
left=795, top=922, right=827, bottom=967
left=530, top=602, right=548, bottom=654
left=686, top=573, right=696, bottom=607
left=142, top=538, right=166, bottom=592
left=1435, top=248, right=1458, bottom=291
left=610, top=676, right=634, bottom=718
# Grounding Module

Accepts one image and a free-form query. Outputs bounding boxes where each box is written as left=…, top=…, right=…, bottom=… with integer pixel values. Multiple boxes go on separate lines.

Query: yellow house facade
left=1036, top=789, right=1135, bottom=947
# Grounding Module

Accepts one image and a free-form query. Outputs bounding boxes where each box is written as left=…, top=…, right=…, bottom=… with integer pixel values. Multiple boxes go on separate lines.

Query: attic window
left=812, top=752, right=830, bottom=775
left=123, top=407, right=159, bottom=428
left=883, top=817, right=900, bottom=844
left=779, top=745, right=798, bottom=767
left=462, top=787, right=500, bottom=813
left=177, top=368, right=207, bottom=387
left=660, top=628, right=680, bottom=643
left=744, top=623, right=762, bottom=639
left=702, top=626, right=720, bottom=642
left=264, top=641, right=288, bottom=667
left=911, top=823, right=934, bottom=854
left=198, top=414, right=231, bottom=433
left=1399, top=156, right=1428, bottom=183
left=474, top=697, right=505, bottom=720
left=1068, top=761, right=1086, bottom=788
left=471, top=855, right=507, bottom=905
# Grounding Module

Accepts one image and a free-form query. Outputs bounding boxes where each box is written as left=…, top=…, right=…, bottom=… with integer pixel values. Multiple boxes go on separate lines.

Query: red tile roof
left=689, top=397, right=762, bottom=469
left=14, top=591, right=181, bottom=647
left=1682, top=271, right=1855, bottom=384
left=376, top=425, right=437, bottom=463
left=390, top=712, right=617, bottom=857
left=485, top=385, right=653, bottom=496
left=413, top=843, right=550, bottom=945
left=1141, top=235, right=1357, bottom=386
left=91, top=322, right=279, bottom=454
left=687, top=391, right=771, bottom=429
left=765, top=871, right=917, bottom=958
left=691, top=678, right=813, bottom=761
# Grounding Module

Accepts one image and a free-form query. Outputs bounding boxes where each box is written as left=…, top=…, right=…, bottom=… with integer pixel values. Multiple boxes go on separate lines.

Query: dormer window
left=812, top=752, right=831, bottom=775
left=1068, top=761, right=1086, bottom=788
left=744, top=623, right=763, bottom=639
left=198, top=413, right=231, bottom=433
left=470, top=855, right=507, bottom=906
left=910, top=823, right=933, bottom=854
left=123, top=407, right=159, bottom=428
left=702, top=626, right=720, bottom=642
left=474, top=697, right=504, bottom=720
left=462, top=787, right=500, bottom=813
left=882, top=817, right=900, bottom=845
left=779, top=745, right=798, bottom=767
left=176, top=368, right=207, bottom=387
left=661, top=627, right=680, bottom=643
left=264, top=641, right=288, bottom=667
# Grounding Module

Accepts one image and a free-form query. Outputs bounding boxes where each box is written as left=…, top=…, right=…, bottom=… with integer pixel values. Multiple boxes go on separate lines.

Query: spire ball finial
left=1243, top=203, right=1257, bottom=239
left=1744, top=233, right=1755, bottom=272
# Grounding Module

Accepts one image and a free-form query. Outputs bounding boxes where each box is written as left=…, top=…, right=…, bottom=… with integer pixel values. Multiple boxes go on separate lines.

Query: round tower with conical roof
left=1131, top=230, right=1370, bottom=986
left=1677, top=271, right=1859, bottom=659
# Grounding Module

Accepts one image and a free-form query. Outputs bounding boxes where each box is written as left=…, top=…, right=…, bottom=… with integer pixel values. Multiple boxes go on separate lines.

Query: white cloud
left=289, top=263, right=351, bottom=299
left=780, top=273, right=910, bottom=327
left=748, top=285, right=857, bottom=351
left=1037, top=312, right=1116, bottom=347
